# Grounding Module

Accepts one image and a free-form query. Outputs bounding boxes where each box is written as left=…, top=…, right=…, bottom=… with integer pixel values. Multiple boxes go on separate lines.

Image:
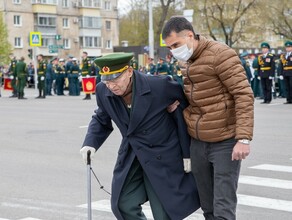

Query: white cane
left=87, top=150, right=92, bottom=220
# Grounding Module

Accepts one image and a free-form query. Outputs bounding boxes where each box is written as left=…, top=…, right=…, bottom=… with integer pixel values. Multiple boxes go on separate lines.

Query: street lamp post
left=148, top=0, right=154, bottom=59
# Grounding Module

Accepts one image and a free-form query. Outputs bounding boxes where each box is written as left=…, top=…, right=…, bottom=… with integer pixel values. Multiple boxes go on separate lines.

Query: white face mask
left=170, top=43, right=194, bottom=62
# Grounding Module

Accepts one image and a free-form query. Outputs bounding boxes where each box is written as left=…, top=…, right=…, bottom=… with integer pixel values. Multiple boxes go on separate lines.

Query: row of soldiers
left=4, top=51, right=99, bottom=100
left=132, top=56, right=183, bottom=87
left=240, top=41, right=292, bottom=104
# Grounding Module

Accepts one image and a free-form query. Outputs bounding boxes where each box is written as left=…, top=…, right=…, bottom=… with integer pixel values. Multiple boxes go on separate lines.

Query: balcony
left=32, top=0, right=57, bottom=14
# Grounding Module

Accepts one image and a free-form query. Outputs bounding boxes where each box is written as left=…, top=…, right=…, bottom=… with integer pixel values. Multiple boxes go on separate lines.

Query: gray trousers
left=190, top=138, right=241, bottom=220
left=118, top=157, right=170, bottom=220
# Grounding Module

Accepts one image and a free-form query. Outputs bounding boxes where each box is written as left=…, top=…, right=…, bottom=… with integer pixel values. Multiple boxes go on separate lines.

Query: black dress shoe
left=260, top=101, right=266, bottom=104
left=284, top=102, right=292, bottom=104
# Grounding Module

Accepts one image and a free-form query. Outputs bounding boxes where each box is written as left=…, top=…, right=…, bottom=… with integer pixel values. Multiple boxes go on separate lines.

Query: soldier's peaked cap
left=284, top=41, right=292, bottom=47
left=94, top=53, right=134, bottom=82
left=260, top=42, right=270, bottom=49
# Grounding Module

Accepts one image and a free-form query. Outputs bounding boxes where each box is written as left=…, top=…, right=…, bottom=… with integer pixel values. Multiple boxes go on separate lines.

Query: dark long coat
left=83, top=71, right=200, bottom=220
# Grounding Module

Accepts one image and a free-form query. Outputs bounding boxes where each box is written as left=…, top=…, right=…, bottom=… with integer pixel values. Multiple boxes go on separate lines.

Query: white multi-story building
left=0, top=0, right=119, bottom=61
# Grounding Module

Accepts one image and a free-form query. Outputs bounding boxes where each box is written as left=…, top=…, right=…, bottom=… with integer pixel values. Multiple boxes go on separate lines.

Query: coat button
left=156, top=155, right=161, bottom=160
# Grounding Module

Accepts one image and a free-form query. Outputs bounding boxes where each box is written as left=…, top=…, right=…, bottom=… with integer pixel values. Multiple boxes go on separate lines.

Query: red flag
left=3, top=78, right=13, bottom=90
left=82, top=77, right=96, bottom=94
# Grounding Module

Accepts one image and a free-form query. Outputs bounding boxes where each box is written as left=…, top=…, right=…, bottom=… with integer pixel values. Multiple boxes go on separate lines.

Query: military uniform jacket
left=14, top=61, right=27, bottom=77
left=37, top=60, right=47, bottom=76
left=83, top=71, right=200, bottom=220
left=9, top=59, right=17, bottom=76
left=279, top=53, right=292, bottom=77
left=257, top=53, right=275, bottom=78
left=81, top=58, right=91, bottom=76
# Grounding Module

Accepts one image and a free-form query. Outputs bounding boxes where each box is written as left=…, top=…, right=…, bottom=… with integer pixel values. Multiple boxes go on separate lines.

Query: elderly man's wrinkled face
left=104, top=68, right=133, bottom=96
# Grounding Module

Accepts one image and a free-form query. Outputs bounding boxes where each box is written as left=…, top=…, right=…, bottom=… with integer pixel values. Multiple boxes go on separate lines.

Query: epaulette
left=268, top=53, right=274, bottom=56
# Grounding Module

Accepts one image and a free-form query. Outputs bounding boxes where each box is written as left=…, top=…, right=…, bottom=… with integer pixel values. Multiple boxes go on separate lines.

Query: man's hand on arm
left=80, top=146, right=96, bottom=164
left=167, top=100, right=180, bottom=113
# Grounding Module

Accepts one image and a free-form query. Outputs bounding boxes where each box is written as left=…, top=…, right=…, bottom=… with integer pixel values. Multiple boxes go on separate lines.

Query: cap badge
left=102, top=66, right=110, bottom=73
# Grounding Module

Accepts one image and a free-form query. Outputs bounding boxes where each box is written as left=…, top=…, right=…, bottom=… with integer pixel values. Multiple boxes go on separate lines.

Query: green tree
left=0, top=11, right=12, bottom=65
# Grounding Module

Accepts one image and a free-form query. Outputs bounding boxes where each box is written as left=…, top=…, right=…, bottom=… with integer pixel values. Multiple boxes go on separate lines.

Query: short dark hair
left=162, top=16, right=195, bottom=39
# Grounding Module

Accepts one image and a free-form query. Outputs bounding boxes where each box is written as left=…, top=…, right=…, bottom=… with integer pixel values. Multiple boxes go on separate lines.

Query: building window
left=81, top=36, right=102, bottom=48
left=106, top=40, right=112, bottom=49
left=62, top=0, right=69, bottom=7
left=104, top=1, right=111, bottom=10
left=14, top=15, right=21, bottom=26
left=82, top=0, right=101, bottom=7
left=63, top=39, right=70, bottom=49
left=13, top=0, right=21, bottom=4
left=31, top=0, right=57, bottom=4
left=41, top=37, right=51, bottom=47
left=63, top=18, right=69, bottom=28
left=14, top=37, right=22, bottom=47
left=81, top=16, right=101, bottom=29
left=38, top=16, right=56, bottom=27
left=105, top=21, right=111, bottom=30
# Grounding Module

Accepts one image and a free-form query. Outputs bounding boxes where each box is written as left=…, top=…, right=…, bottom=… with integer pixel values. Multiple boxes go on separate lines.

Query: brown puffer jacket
left=182, top=36, right=254, bottom=142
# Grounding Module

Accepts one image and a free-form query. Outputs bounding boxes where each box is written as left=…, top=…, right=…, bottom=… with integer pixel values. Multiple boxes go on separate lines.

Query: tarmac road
left=0, top=88, right=291, bottom=220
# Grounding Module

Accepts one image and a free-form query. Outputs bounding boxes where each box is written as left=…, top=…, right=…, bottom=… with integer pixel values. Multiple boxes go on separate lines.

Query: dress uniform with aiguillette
left=279, top=41, right=292, bottom=104
left=36, top=54, right=47, bottom=98
left=258, top=42, right=275, bottom=104
left=82, top=53, right=200, bottom=220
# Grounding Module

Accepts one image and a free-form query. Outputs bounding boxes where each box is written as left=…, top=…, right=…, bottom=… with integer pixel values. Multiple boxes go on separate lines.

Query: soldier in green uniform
left=68, top=58, right=80, bottom=96
left=81, top=51, right=92, bottom=100
left=55, top=58, right=66, bottom=95
left=14, top=56, right=28, bottom=99
left=8, top=54, right=18, bottom=97
left=252, top=54, right=264, bottom=99
left=258, top=42, right=275, bottom=104
left=36, top=54, right=47, bottom=98
left=279, top=41, right=292, bottom=104
left=156, top=57, right=169, bottom=75
left=130, top=56, right=138, bottom=71
left=146, top=57, right=156, bottom=75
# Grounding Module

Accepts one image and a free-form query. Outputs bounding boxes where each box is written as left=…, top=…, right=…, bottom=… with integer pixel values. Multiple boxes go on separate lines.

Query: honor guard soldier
left=36, top=54, right=47, bottom=99
left=55, top=58, right=66, bottom=95
left=8, top=54, right=18, bottom=97
left=279, top=41, right=292, bottom=104
left=46, top=57, right=58, bottom=96
left=14, top=56, right=28, bottom=99
left=258, top=42, right=275, bottom=104
left=81, top=51, right=92, bottom=100
left=147, top=57, right=156, bottom=75
left=130, top=56, right=138, bottom=70
left=156, top=57, right=169, bottom=75
left=68, top=58, right=80, bottom=96
left=240, top=51, right=253, bottom=84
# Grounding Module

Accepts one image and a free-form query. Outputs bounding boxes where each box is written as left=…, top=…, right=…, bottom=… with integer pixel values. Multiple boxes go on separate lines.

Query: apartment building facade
left=1, top=0, right=119, bottom=61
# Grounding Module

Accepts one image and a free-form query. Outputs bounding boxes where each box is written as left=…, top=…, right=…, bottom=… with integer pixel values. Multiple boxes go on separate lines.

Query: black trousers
left=284, top=76, right=292, bottom=103
left=190, top=138, right=241, bottom=220
left=261, top=78, right=272, bottom=103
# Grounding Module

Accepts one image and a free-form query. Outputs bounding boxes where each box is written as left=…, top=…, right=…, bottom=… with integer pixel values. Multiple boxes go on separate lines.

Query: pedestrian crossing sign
left=29, top=32, right=42, bottom=46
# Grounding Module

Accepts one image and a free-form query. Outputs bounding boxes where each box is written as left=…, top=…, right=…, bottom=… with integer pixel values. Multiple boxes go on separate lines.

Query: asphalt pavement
left=0, top=88, right=291, bottom=220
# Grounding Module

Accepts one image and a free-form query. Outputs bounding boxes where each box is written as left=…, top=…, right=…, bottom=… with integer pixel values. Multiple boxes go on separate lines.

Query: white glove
left=27, top=77, right=31, bottom=81
left=257, top=76, right=261, bottom=80
left=86, top=75, right=90, bottom=78
left=40, top=76, right=45, bottom=81
left=183, top=158, right=191, bottom=173
left=279, top=75, right=284, bottom=80
left=80, top=146, right=96, bottom=164
left=269, top=76, right=274, bottom=80
left=10, top=75, right=14, bottom=79
left=78, top=75, right=82, bottom=82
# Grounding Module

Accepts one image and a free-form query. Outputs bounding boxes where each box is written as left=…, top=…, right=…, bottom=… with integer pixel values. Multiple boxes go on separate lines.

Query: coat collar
left=103, top=72, right=152, bottom=135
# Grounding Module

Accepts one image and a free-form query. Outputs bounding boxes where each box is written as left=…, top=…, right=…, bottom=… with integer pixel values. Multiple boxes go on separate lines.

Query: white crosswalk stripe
left=239, top=175, right=292, bottom=189
left=250, top=164, right=292, bottom=173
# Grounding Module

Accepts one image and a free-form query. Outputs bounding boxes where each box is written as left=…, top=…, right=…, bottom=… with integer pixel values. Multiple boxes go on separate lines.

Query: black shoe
left=284, top=102, right=292, bottom=104
left=9, top=94, right=17, bottom=98
left=35, top=96, right=41, bottom=99
left=260, top=101, right=266, bottom=104
left=83, top=96, right=91, bottom=100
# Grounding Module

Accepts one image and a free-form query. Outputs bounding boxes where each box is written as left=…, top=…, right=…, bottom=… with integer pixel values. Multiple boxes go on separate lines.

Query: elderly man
left=80, top=53, right=200, bottom=220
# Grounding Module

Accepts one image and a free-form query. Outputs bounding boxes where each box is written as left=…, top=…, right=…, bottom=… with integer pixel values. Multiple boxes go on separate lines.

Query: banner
left=82, top=76, right=96, bottom=94
left=3, top=78, right=13, bottom=90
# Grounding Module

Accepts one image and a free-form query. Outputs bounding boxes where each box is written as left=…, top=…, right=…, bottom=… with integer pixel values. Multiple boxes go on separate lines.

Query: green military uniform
left=9, top=58, right=18, bottom=97
left=258, top=42, right=275, bottom=103
left=130, top=57, right=138, bottom=70
left=68, top=59, right=80, bottom=96
left=55, top=59, right=66, bottom=95
left=36, top=58, right=47, bottom=98
left=14, top=57, right=27, bottom=99
left=279, top=41, right=292, bottom=103
left=156, top=58, right=169, bottom=75
left=81, top=57, right=92, bottom=99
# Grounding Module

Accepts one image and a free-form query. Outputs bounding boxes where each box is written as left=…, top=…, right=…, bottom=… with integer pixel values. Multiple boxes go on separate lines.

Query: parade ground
left=0, top=88, right=291, bottom=220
